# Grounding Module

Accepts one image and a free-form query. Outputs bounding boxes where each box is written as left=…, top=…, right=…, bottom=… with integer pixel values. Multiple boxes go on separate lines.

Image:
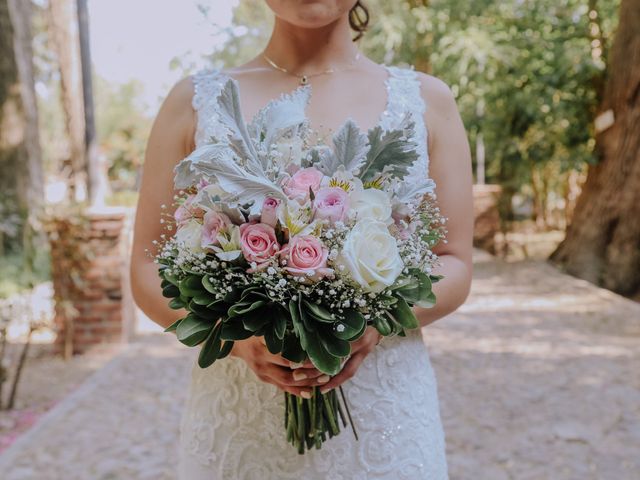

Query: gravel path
left=0, top=251, right=638, bottom=479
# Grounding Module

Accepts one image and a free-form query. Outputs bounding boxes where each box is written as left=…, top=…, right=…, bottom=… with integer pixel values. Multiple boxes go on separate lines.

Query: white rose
left=337, top=218, right=403, bottom=292
left=175, top=219, right=204, bottom=253
left=349, top=188, right=393, bottom=224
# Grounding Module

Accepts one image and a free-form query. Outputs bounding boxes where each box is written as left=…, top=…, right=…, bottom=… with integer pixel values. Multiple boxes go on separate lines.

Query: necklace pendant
left=300, top=75, right=308, bottom=85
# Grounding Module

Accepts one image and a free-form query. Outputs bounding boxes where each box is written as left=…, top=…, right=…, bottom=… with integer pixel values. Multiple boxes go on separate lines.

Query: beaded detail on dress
left=178, top=64, right=448, bottom=480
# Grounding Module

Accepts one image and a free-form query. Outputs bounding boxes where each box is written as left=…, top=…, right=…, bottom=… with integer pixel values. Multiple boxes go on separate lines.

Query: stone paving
left=0, top=251, right=638, bottom=479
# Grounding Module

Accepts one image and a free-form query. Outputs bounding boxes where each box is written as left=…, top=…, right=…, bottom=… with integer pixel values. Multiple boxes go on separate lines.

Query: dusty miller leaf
left=360, top=112, right=419, bottom=182
left=331, top=120, right=369, bottom=175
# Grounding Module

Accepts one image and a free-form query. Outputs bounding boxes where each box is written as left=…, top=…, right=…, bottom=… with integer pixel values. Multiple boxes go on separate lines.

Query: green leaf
left=228, top=300, right=267, bottom=318
left=318, top=330, right=351, bottom=358
left=305, top=334, right=342, bottom=376
left=218, top=340, right=234, bottom=360
left=179, top=275, right=205, bottom=297
left=242, top=311, right=270, bottom=331
left=192, top=291, right=218, bottom=306
left=162, top=284, right=180, bottom=298
left=176, top=314, right=213, bottom=346
left=264, top=327, right=284, bottom=355
left=163, top=317, right=182, bottom=333
left=220, top=319, right=253, bottom=340
left=303, top=300, right=334, bottom=323
left=274, top=308, right=288, bottom=340
left=333, top=309, right=366, bottom=340
left=198, top=323, right=222, bottom=368
left=168, top=298, right=185, bottom=310
left=201, top=275, right=217, bottom=294
left=372, top=315, right=392, bottom=336
left=389, top=297, right=419, bottom=329
left=281, top=333, right=306, bottom=363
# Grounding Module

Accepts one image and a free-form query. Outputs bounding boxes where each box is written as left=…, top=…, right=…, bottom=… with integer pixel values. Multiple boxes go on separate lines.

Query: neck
left=262, top=16, right=359, bottom=74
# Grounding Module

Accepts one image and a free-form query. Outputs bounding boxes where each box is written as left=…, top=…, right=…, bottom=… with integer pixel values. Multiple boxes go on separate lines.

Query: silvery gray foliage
left=359, top=112, right=419, bottom=182
left=173, top=144, right=236, bottom=190
left=310, top=120, right=369, bottom=177
left=394, top=177, right=436, bottom=204
left=216, top=79, right=263, bottom=176
left=249, top=85, right=311, bottom=151
left=189, top=144, right=286, bottom=215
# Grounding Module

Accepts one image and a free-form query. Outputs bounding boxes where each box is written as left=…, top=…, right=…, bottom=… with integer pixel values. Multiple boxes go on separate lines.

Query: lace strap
left=385, top=65, right=430, bottom=179
left=191, top=68, right=227, bottom=148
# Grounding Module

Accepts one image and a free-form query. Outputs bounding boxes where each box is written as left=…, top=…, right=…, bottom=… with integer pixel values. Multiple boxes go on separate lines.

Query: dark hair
left=349, top=1, right=369, bottom=41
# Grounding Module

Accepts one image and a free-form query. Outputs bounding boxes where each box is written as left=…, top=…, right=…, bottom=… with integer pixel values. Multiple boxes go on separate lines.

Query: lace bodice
left=178, top=64, right=448, bottom=480
left=191, top=64, right=430, bottom=183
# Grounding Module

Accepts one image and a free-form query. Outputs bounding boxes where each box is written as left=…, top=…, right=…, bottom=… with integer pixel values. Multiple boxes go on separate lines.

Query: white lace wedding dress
left=177, top=64, right=449, bottom=479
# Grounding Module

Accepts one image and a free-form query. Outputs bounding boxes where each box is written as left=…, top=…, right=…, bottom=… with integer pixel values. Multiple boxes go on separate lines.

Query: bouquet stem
left=284, top=386, right=357, bottom=454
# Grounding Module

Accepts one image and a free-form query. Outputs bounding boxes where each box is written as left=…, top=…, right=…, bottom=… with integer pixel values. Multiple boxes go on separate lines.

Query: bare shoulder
left=415, top=72, right=458, bottom=118
left=150, top=76, right=197, bottom=155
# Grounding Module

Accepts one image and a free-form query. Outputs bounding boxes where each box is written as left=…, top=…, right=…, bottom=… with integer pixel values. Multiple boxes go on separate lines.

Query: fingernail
left=293, top=371, right=307, bottom=381
left=317, top=375, right=330, bottom=384
left=320, top=387, right=332, bottom=394
left=300, top=390, right=312, bottom=399
left=289, top=361, right=303, bottom=369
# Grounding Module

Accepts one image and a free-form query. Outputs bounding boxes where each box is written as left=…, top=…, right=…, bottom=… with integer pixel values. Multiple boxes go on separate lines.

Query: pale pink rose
left=174, top=195, right=204, bottom=225
left=261, top=197, right=281, bottom=228
left=283, top=167, right=324, bottom=200
left=313, top=187, right=349, bottom=223
left=201, top=211, right=231, bottom=248
left=281, top=235, right=333, bottom=281
left=239, top=223, right=280, bottom=266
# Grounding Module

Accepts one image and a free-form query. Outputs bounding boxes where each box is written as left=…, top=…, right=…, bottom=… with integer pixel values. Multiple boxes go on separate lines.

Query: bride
left=130, top=1, right=473, bottom=478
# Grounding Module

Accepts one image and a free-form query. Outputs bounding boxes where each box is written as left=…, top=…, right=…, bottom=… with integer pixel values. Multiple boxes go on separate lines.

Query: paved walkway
left=1, top=251, right=638, bottom=479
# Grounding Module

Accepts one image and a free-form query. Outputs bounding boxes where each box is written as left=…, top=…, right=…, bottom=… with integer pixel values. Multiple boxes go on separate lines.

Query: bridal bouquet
left=153, top=79, right=446, bottom=453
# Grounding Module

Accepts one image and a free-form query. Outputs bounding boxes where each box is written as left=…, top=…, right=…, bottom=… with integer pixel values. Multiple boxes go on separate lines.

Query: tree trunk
left=0, top=0, right=43, bottom=252
left=550, top=0, right=640, bottom=297
left=48, top=0, right=86, bottom=202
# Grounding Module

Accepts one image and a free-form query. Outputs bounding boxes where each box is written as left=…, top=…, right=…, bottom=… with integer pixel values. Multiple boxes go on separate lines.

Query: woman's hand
left=319, top=326, right=382, bottom=394
left=230, top=336, right=330, bottom=398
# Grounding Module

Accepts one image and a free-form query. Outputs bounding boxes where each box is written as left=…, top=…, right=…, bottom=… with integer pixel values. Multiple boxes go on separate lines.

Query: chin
left=266, top=0, right=356, bottom=29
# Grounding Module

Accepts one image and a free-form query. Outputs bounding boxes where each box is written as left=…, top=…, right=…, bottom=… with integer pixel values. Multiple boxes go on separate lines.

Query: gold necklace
left=262, top=51, right=362, bottom=85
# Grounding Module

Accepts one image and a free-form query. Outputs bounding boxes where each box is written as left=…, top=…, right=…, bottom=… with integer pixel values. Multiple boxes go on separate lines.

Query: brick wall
left=49, top=207, right=134, bottom=355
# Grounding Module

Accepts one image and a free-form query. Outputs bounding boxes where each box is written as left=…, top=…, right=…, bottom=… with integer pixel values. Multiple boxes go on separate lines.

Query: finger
left=287, top=358, right=315, bottom=369
left=319, top=352, right=366, bottom=394
left=261, top=373, right=315, bottom=399
left=272, top=365, right=330, bottom=387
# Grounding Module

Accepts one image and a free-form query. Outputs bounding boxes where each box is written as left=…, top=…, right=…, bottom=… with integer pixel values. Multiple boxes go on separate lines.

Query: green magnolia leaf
left=192, top=291, right=218, bottom=306
left=168, top=298, right=185, bottom=310
left=179, top=275, right=205, bottom=298
left=198, top=323, right=222, bottom=368
left=188, top=300, right=215, bottom=318
left=176, top=314, right=213, bottom=347
left=163, top=317, right=182, bottom=333
left=242, top=310, right=271, bottom=331
left=303, top=300, right=334, bottom=323
left=228, top=300, right=267, bottom=318
left=274, top=308, right=288, bottom=340
left=264, top=327, right=284, bottom=355
left=333, top=309, right=366, bottom=340
left=201, top=275, right=217, bottom=294
left=389, top=297, right=419, bottom=329
left=218, top=340, right=234, bottom=360
left=318, top=330, right=351, bottom=358
left=281, top=332, right=306, bottom=363
left=372, top=315, right=392, bottom=336
left=162, top=284, right=180, bottom=298
left=360, top=112, right=418, bottom=182
left=289, top=298, right=309, bottom=351
left=306, top=334, right=342, bottom=375
left=416, top=290, right=436, bottom=308
left=220, top=319, right=253, bottom=340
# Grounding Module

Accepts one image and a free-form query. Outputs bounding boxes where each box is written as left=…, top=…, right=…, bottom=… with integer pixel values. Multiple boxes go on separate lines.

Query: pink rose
left=281, top=235, right=332, bottom=281
left=174, top=195, right=204, bottom=225
left=261, top=197, right=281, bottom=228
left=239, top=223, right=280, bottom=266
left=283, top=167, right=324, bottom=200
left=313, top=187, right=349, bottom=223
left=201, top=211, right=231, bottom=248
